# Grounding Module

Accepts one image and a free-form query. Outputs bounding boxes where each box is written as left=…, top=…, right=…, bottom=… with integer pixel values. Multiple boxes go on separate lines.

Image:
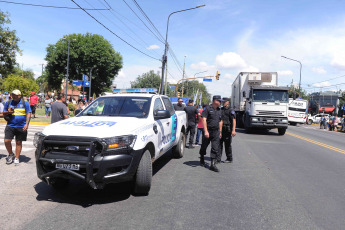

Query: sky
left=1, top=0, right=345, bottom=97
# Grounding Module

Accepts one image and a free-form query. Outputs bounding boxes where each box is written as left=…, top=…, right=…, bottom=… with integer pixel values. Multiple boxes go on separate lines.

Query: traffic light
left=216, top=71, right=220, bottom=80
left=177, top=91, right=181, bottom=97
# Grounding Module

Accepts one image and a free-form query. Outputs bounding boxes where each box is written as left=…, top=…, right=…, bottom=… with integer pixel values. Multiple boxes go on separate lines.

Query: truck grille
left=256, top=110, right=284, bottom=117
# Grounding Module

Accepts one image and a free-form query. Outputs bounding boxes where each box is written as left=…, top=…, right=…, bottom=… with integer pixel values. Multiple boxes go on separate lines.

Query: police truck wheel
left=278, top=128, right=286, bottom=135
left=308, top=120, right=313, bottom=125
left=133, top=150, right=152, bottom=196
left=173, top=133, right=185, bottom=158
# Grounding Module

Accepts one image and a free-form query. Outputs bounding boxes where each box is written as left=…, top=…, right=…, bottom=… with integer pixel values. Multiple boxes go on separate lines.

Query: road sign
left=72, top=80, right=83, bottom=86
left=203, top=78, right=212, bottom=82
left=83, top=81, right=90, bottom=87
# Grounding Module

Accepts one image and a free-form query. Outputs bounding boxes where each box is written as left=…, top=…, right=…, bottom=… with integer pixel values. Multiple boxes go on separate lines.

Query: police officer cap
left=222, top=97, right=230, bottom=102
left=189, top=99, right=194, bottom=103
left=212, top=95, right=223, bottom=102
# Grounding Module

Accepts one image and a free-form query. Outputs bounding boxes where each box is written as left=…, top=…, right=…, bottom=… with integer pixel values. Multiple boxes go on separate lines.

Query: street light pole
left=89, top=67, right=95, bottom=102
left=65, top=40, right=71, bottom=99
left=281, top=56, right=302, bottom=92
left=160, top=4, right=206, bottom=95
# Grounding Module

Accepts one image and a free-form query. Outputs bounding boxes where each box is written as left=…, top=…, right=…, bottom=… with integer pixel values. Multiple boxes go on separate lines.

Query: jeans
left=45, top=106, right=51, bottom=116
left=195, top=128, right=204, bottom=144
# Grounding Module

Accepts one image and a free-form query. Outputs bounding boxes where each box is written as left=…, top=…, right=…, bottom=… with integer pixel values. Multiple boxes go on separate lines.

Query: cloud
left=147, top=45, right=160, bottom=50
left=16, top=53, right=47, bottom=78
left=215, top=52, right=247, bottom=69
left=312, top=81, right=331, bottom=87
left=278, top=70, right=294, bottom=76
left=311, top=67, right=326, bottom=74
left=190, top=61, right=215, bottom=71
left=330, top=54, right=345, bottom=70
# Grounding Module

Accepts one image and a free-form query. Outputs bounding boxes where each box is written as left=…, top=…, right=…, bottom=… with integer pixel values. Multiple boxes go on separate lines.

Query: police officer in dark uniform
left=199, top=95, right=223, bottom=172
left=218, top=97, right=236, bottom=163
left=174, top=97, right=185, bottom=111
left=184, top=99, right=199, bottom=149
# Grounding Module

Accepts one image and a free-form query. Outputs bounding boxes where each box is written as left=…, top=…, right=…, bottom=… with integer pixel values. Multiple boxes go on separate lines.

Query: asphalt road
left=1, top=123, right=345, bottom=230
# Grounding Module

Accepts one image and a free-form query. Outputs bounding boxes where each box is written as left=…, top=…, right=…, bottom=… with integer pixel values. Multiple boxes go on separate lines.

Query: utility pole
left=66, top=40, right=71, bottom=98
left=182, top=56, right=186, bottom=97
left=164, top=43, right=169, bottom=95
left=40, top=63, right=44, bottom=96
left=89, top=67, right=94, bottom=102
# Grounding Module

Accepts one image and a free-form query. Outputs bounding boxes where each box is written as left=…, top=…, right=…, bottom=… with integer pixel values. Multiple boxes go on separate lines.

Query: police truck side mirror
left=154, top=110, right=171, bottom=120
left=293, top=92, right=297, bottom=100
left=243, top=91, right=246, bottom=98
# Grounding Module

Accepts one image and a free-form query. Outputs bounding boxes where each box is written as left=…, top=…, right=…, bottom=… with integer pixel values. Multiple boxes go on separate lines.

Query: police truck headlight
left=282, top=119, right=288, bottom=123
left=33, top=132, right=46, bottom=148
left=101, top=135, right=137, bottom=152
left=251, top=118, right=258, bottom=122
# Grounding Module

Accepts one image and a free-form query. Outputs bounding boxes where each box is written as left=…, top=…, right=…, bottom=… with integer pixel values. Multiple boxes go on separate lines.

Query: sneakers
left=14, top=158, right=19, bottom=166
left=224, top=158, right=233, bottom=163
left=6, top=153, right=15, bottom=164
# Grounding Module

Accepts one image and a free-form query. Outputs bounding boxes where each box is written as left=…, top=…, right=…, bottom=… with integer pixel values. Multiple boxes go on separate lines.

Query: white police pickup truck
left=34, top=89, right=187, bottom=195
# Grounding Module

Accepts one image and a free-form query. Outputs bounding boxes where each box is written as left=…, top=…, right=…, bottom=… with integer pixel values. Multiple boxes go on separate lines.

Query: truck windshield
left=252, top=90, right=288, bottom=103
left=78, top=96, right=152, bottom=118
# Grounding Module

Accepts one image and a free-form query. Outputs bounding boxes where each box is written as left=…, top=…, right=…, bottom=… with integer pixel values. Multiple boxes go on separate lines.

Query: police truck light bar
left=112, top=88, right=158, bottom=93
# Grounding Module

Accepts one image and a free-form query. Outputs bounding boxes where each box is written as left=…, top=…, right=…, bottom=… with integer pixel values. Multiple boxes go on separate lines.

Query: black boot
left=209, top=159, right=220, bottom=172
left=200, top=156, right=205, bottom=167
left=224, top=158, right=232, bottom=163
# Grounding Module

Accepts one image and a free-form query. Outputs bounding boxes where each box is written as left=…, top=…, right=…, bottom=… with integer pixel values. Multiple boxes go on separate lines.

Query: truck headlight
left=33, top=132, right=46, bottom=148
left=251, top=118, right=258, bottom=122
left=101, top=135, right=137, bottom=151
left=282, top=119, right=288, bottom=123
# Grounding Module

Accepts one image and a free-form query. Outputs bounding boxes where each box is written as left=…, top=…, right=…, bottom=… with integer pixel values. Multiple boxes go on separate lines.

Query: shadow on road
left=236, top=128, right=279, bottom=135
left=34, top=150, right=177, bottom=207
left=184, top=156, right=210, bottom=168
left=19, top=154, right=31, bottom=163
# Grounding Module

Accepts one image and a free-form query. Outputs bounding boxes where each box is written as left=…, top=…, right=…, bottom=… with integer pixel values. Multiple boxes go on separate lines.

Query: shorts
left=4, top=126, right=28, bottom=141
left=30, top=105, right=36, bottom=114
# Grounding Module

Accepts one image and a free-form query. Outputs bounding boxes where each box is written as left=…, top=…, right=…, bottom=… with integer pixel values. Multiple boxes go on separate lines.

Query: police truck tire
left=133, top=150, right=152, bottom=195
left=308, top=120, right=313, bottom=125
left=173, top=133, right=185, bottom=158
left=278, top=128, right=286, bottom=135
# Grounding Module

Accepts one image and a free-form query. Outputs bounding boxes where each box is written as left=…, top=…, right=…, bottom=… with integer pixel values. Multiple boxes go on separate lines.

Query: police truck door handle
left=166, top=122, right=170, bottom=125
left=153, top=124, right=158, bottom=134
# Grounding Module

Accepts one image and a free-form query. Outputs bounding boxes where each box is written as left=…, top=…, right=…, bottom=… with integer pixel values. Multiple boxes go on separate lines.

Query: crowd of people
left=174, top=96, right=236, bottom=173
left=319, top=115, right=345, bottom=132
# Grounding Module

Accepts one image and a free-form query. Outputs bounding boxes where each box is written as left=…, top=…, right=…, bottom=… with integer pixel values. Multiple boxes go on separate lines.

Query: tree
left=3, top=74, right=39, bottom=97
left=45, top=33, right=122, bottom=96
left=130, top=70, right=161, bottom=88
left=0, top=11, right=22, bottom=78
left=11, top=67, right=35, bottom=80
left=176, top=80, right=211, bottom=104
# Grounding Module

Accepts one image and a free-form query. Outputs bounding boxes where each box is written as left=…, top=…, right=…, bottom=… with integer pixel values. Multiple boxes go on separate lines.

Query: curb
left=0, top=120, right=50, bottom=126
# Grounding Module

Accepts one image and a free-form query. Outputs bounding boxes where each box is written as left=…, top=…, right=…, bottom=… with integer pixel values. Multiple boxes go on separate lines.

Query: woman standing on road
left=44, top=95, right=52, bottom=117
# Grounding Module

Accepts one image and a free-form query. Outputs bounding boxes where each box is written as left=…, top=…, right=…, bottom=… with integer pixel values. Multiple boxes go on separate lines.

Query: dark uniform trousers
left=199, top=129, right=220, bottom=159
left=218, top=127, right=232, bottom=162
left=186, top=125, right=196, bottom=145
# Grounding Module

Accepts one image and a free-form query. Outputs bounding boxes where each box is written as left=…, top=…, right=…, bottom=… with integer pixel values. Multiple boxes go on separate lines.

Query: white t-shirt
left=0, top=103, right=4, bottom=113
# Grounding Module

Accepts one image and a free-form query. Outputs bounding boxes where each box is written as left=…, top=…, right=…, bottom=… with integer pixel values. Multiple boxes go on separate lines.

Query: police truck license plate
left=267, top=120, right=273, bottom=123
left=56, top=163, right=80, bottom=171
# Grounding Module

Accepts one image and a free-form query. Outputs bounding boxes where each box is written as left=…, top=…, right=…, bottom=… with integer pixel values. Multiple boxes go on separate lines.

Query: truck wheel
left=133, top=150, right=152, bottom=196
left=308, top=120, right=313, bottom=125
left=172, top=133, right=185, bottom=158
left=278, top=128, right=286, bottom=135
left=49, top=178, right=69, bottom=190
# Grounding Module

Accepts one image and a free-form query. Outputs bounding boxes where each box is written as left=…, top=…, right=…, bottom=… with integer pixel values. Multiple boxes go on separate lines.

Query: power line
left=308, top=74, right=345, bottom=85
left=131, top=0, right=165, bottom=42
left=70, top=0, right=161, bottom=61
left=103, top=0, right=112, bottom=9
left=121, top=0, right=165, bottom=44
left=0, top=0, right=109, bottom=10
left=94, top=0, right=161, bottom=57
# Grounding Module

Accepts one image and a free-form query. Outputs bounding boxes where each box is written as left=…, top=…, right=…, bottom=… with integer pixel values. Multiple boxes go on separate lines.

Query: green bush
left=68, top=103, right=76, bottom=112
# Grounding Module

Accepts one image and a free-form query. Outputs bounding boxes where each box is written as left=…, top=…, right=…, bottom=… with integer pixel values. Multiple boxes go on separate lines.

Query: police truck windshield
left=252, top=90, right=289, bottom=103
left=78, top=96, right=152, bottom=118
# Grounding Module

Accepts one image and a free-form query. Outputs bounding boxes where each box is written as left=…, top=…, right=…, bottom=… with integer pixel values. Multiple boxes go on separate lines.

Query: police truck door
left=153, top=98, right=171, bottom=155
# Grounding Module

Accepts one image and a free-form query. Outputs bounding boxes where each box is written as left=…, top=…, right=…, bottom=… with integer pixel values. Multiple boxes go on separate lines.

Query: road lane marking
left=286, top=132, right=345, bottom=154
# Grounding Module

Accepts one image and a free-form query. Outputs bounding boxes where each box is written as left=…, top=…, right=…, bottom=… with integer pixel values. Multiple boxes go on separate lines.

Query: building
left=308, top=91, right=342, bottom=115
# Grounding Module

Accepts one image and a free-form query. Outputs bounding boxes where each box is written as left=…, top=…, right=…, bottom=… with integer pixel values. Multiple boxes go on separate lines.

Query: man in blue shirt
left=0, top=90, right=32, bottom=165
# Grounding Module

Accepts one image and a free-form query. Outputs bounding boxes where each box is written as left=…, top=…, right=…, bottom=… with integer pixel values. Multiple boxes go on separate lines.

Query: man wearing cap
left=29, top=91, right=39, bottom=118
left=218, top=97, right=236, bottom=163
left=0, top=90, right=32, bottom=165
left=174, top=97, right=185, bottom=111
left=184, top=99, right=199, bottom=149
left=199, top=95, right=223, bottom=172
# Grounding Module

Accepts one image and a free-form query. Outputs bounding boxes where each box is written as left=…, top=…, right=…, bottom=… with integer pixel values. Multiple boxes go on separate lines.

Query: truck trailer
left=231, top=72, right=289, bottom=135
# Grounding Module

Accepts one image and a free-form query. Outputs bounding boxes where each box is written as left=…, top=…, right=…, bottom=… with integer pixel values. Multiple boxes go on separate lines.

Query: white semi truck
left=231, top=72, right=289, bottom=135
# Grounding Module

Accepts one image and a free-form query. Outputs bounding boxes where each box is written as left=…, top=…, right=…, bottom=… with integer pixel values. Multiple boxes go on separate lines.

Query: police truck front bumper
left=34, top=134, right=142, bottom=189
